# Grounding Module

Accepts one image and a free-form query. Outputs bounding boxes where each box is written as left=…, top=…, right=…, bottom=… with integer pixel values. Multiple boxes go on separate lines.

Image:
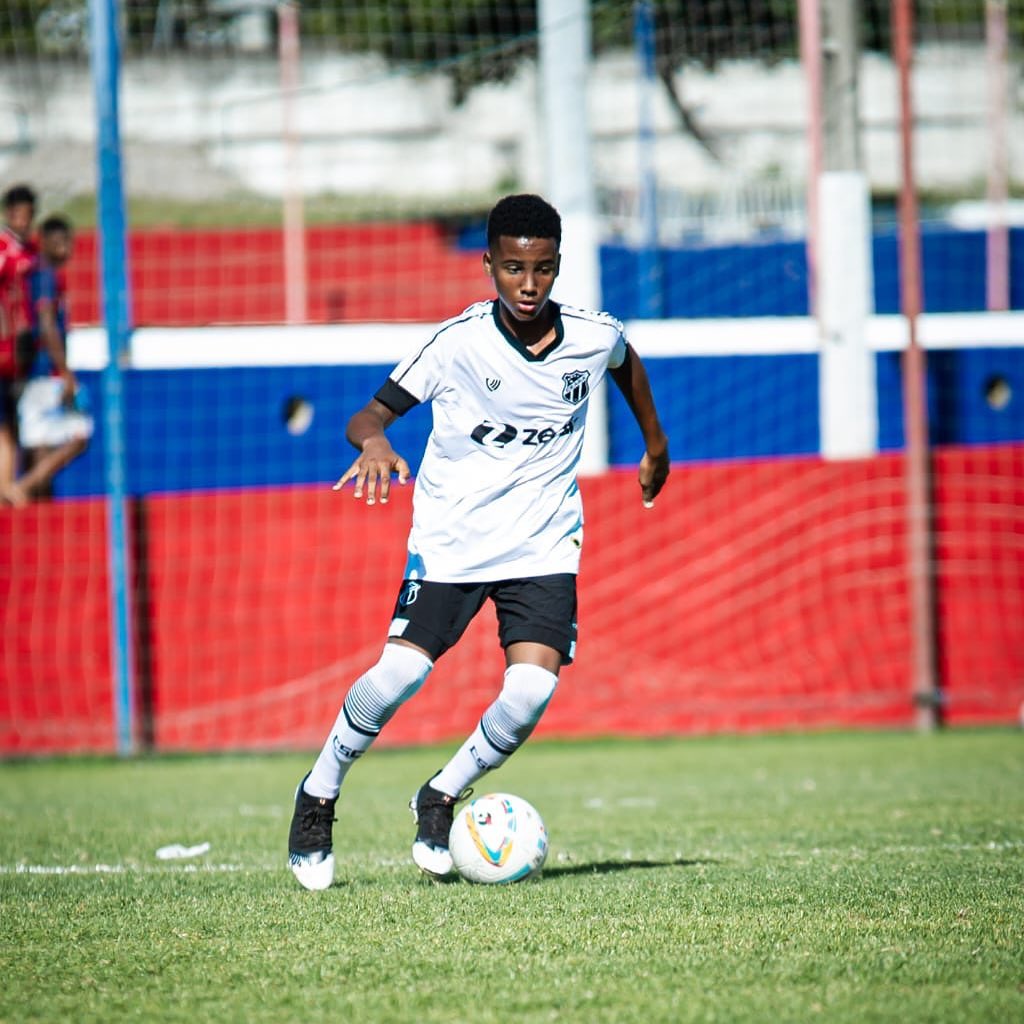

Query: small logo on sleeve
left=485, top=377, right=501, bottom=391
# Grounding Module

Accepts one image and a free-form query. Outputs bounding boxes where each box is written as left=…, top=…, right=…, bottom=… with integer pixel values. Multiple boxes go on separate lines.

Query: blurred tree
left=1, top=0, right=1009, bottom=73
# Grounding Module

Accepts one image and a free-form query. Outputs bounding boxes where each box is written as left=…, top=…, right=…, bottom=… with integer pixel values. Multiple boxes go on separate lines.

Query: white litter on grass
left=238, top=804, right=284, bottom=818
left=155, top=842, right=211, bottom=860
left=583, top=796, right=657, bottom=810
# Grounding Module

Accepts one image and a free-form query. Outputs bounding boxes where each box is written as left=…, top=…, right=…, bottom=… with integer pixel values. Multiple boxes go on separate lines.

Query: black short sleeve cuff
left=375, top=378, right=420, bottom=416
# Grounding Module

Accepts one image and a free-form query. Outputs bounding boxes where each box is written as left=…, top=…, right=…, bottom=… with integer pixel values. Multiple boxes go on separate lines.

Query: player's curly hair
left=39, top=214, right=72, bottom=236
left=486, top=194, right=561, bottom=249
left=3, top=183, right=36, bottom=209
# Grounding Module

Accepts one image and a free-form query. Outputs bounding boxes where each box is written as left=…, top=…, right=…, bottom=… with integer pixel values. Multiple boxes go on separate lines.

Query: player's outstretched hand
left=333, top=441, right=411, bottom=506
left=639, top=448, right=670, bottom=509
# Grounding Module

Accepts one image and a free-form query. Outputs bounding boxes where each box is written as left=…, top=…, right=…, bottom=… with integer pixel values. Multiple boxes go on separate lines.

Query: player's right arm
left=336, top=323, right=447, bottom=504
left=333, top=398, right=411, bottom=505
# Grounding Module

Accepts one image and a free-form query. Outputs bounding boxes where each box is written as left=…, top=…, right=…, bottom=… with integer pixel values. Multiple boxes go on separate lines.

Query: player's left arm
left=608, top=344, right=670, bottom=509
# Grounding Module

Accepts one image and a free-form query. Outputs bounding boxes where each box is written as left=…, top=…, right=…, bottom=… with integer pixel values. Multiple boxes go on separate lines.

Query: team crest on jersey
left=561, top=369, right=591, bottom=405
left=485, top=377, right=501, bottom=391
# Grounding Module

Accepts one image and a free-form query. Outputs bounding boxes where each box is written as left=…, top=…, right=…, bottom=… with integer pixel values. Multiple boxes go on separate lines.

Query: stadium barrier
left=61, top=224, right=1024, bottom=326
left=2, top=313, right=1022, bottom=755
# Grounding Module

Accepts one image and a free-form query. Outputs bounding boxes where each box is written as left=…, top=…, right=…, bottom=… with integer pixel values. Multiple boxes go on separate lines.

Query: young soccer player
left=288, top=193, right=670, bottom=890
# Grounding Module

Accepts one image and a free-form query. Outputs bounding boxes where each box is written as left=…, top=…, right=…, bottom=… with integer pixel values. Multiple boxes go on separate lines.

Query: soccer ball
left=449, top=793, right=549, bottom=884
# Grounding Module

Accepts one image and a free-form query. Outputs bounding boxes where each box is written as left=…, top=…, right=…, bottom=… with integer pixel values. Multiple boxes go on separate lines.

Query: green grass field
left=2, top=731, right=1022, bottom=1023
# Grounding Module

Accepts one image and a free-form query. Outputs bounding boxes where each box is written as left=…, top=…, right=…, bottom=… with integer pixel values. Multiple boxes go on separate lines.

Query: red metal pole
left=797, top=0, right=823, bottom=316
left=892, top=0, right=939, bottom=730
left=279, top=1, right=308, bottom=324
left=986, top=0, right=1010, bottom=312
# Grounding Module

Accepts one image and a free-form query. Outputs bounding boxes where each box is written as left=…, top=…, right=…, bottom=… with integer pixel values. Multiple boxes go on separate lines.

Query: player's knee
left=343, top=644, right=434, bottom=735
left=371, top=642, right=433, bottom=705
left=500, top=663, right=558, bottom=721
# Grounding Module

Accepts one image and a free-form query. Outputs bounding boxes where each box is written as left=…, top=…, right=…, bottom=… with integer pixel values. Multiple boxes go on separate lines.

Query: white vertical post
left=279, top=2, right=307, bottom=324
left=818, top=172, right=877, bottom=456
left=538, top=0, right=607, bottom=473
left=815, top=0, right=877, bottom=459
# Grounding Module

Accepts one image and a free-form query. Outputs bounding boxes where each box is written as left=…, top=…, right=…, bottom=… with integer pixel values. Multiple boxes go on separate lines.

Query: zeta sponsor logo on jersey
left=471, top=417, right=576, bottom=449
left=561, top=369, right=591, bottom=405
left=485, top=377, right=501, bottom=391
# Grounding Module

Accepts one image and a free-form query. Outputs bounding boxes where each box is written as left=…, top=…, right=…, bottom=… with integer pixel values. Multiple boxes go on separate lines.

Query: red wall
left=1, top=501, right=114, bottom=752
left=66, top=224, right=488, bottom=326
left=2, top=446, right=1022, bottom=755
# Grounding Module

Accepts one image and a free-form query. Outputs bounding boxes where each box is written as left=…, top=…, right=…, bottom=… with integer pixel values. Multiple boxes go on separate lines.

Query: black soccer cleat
left=409, top=776, right=472, bottom=879
left=288, top=773, right=338, bottom=891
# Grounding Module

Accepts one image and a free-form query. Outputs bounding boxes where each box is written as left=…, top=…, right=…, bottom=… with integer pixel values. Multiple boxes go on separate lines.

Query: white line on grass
left=1, top=862, right=260, bottom=875
left=2, top=856, right=433, bottom=877
left=776, top=840, right=1024, bottom=858
left=6, top=840, right=1020, bottom=879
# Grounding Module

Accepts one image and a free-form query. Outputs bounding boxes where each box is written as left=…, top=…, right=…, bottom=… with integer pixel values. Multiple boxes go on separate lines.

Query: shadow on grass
left=407, top=857, right=715, bottom=886
left=542, top=856, right=714, bottom=877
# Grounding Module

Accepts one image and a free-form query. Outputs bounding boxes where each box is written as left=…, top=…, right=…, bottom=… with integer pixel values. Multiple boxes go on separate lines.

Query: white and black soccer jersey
left=375, top=299, right=628, bottom=583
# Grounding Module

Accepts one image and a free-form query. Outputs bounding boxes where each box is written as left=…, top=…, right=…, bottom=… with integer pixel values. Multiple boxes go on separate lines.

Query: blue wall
left=876, top=348, right=1024, bottom=450
left=56, top=364, right=434, bottom=497
left=600, top=226, right=1024, bottom=320
left=606, top=353, right=820, bottom=465
left=51, top=345, right=1024, bottom=498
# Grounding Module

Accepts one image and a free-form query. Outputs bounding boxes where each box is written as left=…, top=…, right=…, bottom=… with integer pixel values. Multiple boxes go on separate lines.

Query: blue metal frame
left=89, top=0, right=136, bottom=755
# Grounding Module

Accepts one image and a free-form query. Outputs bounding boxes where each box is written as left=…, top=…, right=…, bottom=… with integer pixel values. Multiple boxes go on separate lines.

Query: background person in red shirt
left=0, top=183, right=37, bottom=507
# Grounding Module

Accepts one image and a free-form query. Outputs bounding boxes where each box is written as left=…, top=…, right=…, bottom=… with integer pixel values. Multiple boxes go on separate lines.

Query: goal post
left=986, top=0, right=1010, bottom=313
left=892, top=0, right=940, bottom=730
left=89, top=0, right=136, bottom=755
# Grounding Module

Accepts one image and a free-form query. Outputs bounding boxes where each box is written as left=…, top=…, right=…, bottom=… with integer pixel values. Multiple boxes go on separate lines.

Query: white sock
left=305, top=644, right=433, bottom=799
left=431, top=722, right=509, bottom=797
left=432, top=663, right=558, bottom=797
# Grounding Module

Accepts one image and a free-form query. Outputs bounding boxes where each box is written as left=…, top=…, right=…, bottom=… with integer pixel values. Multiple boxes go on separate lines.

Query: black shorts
left=387, top=573, right=578, bottom=665
left=0, top=376, right=20, bottom=429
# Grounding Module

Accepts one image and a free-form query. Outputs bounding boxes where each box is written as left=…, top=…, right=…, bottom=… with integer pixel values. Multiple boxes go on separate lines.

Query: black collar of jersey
left=490, top=299, right=564, bottom=362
